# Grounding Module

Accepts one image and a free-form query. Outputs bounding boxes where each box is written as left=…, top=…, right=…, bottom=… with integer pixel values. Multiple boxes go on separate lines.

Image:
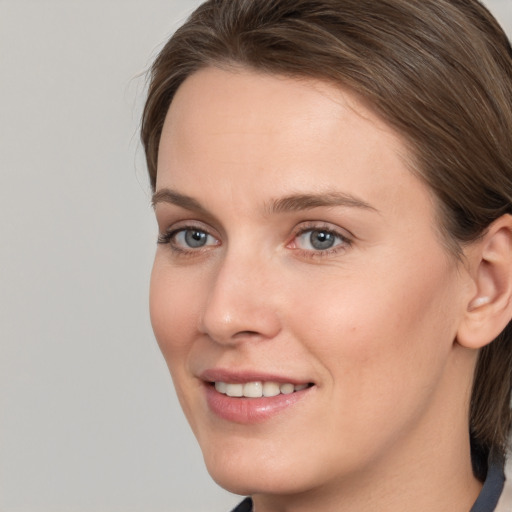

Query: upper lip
left=199, top=368, right=313, bottom=385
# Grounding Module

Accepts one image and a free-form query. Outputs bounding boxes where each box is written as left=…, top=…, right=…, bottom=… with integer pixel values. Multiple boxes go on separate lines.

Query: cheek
left=149, top=258, right=209, bottom=429
left=288, top=254, right=461, bottom=410
left=283, top=268, right=461, bottom=474
left=149, top=258, right=203, bottom=362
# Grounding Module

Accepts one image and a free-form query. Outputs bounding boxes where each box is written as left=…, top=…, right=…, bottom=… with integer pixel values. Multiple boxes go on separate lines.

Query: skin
left=150, top=67, right=483, bottom=512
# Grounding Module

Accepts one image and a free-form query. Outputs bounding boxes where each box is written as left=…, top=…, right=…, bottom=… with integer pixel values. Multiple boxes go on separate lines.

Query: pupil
left=185, top=230, right=207, bottom=247
left=310, top=230, right=334, bottom=250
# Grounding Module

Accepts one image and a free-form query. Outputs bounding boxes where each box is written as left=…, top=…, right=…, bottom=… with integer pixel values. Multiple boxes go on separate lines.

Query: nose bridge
left=199, top=244, right=281, bottom=344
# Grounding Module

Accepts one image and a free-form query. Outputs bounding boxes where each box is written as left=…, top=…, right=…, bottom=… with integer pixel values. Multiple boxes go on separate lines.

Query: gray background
left=1, top=1, right=511, bottom=511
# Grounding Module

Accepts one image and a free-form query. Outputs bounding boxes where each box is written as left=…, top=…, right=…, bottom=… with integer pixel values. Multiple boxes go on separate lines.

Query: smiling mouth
left=212, top=381, right=313, bottom=398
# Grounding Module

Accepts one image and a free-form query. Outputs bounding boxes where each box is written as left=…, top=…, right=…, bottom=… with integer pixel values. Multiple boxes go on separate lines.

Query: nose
left=198, top=250, right=282, bottom=345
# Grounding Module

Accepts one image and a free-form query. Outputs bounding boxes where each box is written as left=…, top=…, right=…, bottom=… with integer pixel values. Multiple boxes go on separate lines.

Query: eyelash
left=157, top=222, right=353, bottom=259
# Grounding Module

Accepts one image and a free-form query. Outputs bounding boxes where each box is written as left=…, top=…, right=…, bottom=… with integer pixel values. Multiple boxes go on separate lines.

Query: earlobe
left=457, top=214, right=512, bottom=350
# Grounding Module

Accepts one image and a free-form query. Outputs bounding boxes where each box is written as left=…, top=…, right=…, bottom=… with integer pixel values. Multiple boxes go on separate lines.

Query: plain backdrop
left=1, top=1, right=512, bottom=511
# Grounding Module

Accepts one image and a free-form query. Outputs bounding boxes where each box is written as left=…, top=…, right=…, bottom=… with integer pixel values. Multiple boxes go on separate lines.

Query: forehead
left=156, top=67, right=436, bottom=227
left=159, top=67, right=409, bottom=172
left=161, top=66, right=402, bottom=152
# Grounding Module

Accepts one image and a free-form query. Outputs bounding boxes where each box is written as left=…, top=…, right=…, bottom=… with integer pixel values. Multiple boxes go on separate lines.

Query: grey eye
left=184, top=229, right=208, bottom=248
left=174, top=229, right=217, bottom=249
left=309, top=230, right=336, bottom=250
left=296, top=229, right=345, bottom=251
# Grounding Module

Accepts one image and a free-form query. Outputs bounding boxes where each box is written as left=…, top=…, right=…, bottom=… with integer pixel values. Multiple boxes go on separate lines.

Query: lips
left=200, top=370, right=314, bottom=423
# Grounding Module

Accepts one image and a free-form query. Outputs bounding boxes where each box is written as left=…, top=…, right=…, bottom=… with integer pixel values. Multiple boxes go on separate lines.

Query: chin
left=199, top=433, right=353, bottom=498
left=205, top=460, right=307, bottom=497
left=199, top=437, right=294, bottom=494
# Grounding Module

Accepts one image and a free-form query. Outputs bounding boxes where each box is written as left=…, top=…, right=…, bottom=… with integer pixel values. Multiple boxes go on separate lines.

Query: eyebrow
left=152, top=189, right=209, bottom=215
left=152, top=188, right=378, bottom=215
left=266, top=192, right=377, bottom=214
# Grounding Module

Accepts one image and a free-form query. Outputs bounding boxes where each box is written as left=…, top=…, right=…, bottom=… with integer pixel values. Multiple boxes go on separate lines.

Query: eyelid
left=291, top=220, right=353, bottom=240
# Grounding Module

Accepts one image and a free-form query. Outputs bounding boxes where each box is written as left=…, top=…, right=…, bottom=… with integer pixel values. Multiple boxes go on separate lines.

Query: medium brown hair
left=141, top=0, right=512, bottom=474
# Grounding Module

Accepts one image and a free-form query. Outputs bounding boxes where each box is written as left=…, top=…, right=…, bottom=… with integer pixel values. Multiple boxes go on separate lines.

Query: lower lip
left=204, top=384, right=312, bottom=424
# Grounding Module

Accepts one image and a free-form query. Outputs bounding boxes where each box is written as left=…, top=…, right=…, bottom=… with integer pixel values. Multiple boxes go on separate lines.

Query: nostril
left=235, top=330, right=261, bottom=337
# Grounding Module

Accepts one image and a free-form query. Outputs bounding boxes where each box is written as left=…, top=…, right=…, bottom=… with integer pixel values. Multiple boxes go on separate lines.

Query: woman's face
left=151, top=67, right=473, bottom=497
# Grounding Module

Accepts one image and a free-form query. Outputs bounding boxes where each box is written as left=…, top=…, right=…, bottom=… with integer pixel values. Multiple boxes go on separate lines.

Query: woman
left=141, top=1, right=512, bottom=510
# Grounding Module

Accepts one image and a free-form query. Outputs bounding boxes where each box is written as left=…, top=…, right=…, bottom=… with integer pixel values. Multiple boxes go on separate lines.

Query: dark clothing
left=230, top=455, right=506, bottom=512
left=470, top=452, right=506, bottom=512
left=231, top=497, right=253, bottom=512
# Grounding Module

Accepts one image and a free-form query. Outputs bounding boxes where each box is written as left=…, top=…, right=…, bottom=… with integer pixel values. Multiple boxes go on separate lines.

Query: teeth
left=262, top=382, right=280, bottom=397
left=215, top=382, right=227, bottom=394
left=226, top=383, right=243, bottom=397
left=214, top=381, right=310, bottom=398
left=280, top=383, right=294, bottom=394
left=243, top=382, right=262, bottom=398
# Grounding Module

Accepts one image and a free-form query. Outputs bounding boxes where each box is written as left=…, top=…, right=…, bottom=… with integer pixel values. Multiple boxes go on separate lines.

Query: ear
left=457, top=214, right=512, bottom=349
